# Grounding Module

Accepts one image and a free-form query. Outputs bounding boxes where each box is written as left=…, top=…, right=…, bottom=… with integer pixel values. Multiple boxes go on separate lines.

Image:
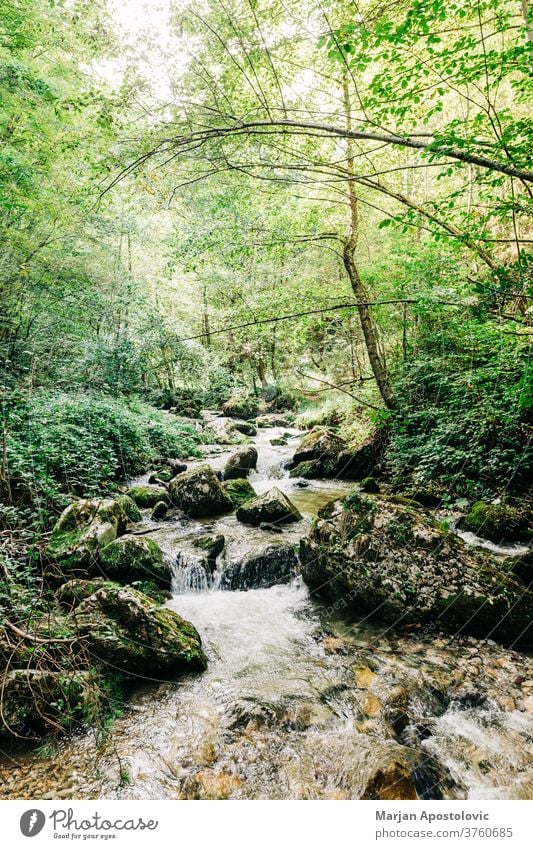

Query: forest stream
left=1, top=419, right=532, bottom=801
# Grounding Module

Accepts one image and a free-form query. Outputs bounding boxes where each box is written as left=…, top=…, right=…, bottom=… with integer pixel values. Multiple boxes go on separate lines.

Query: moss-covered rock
left=300, top=494, right=533, bottom=645
left=193, top=534, right=225, bottom=560
left=229, top=420, right=257, bottom=436
left=72, top=585, right=207, bottom=676
left=100, top=534, right=168, bottom=586
left=222, top=395, right=259, bottom=419
left=116, top=494, right=142, bottom=523
left=56, top=577, right=120, bottom=609
left=289, top=460, right=322, bottom=479
left=1, top=669, right=102, bottom=738
left=169, top=465, right=233, bottom=518
left=256, top=413, right=294, bottom=428
left=461, top=501, right=531, bottom=543
left=46, top=498, right=128, bottom=572
left=223, top=446, right=258, bottom=480
left=236, top=487, right=302, bottom=526
left=148, top=468, right=174, bottom=484
left=126, top=485, right=170, bottom=508
left=223, top=478, right=257, bottom=508
left=293, top=427, right=346, bottom=466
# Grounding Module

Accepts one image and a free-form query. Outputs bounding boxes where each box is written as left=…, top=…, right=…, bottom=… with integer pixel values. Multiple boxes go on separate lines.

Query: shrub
left=3, top=390, right=202, bottom=523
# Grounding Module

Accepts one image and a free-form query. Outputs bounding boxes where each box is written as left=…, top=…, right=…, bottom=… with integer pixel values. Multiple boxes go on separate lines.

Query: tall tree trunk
left=342, top=73, right=395, bottom=410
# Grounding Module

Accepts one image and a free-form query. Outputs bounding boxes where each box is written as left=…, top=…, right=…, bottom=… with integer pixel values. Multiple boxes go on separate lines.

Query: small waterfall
left=171, top=551, right=212, bottom=594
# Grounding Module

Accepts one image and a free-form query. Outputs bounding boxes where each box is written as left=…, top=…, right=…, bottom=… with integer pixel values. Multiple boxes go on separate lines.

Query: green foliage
left=387, top=319, right=532, bottom=498
left=3, top=391, right=202, bottom=522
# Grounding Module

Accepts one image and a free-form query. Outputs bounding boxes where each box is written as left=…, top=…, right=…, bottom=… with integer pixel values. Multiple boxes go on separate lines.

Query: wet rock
left=259, top=521, right=283, bottom=533
left=180, top=769, right=241, bottom=800
left=227, top=698, right=279, bottom=731
left=222, top=478, right=257, bottom=508
left=100, top=534, right=169, bottom=586
left=151, top=500, right=168, bottom=521
left=193, top=534, right=225, bottom=570
left=460, top=500, right=531, bottom=543
left=270, top=437, right=287, bottom=446
left=230, top=420, right=257, bottom=436
left=236, top=487, right=302, bottom=526
left=300, top=494, right=533, bottom=645
left=219, top=543, right=298, bottom=590
left=148, top=468, right=174, bottom=484
left=127, top=485, right=170, bottom=509
left=361, top=760, right=418, bottom=800
left=46, top=498, right=128, bottom=572
left=223, top=446, right=258, bottom=480
left=522, top=695, right=533, bottom=713
left=289, top=460, right=322, bottom=479
left=1, top=669, right=101, bottom=738
left=354, top=665, right=377, bottom=688
left=256, top=413, right=293, bottom=428
left=169, top=465, right=233, bottom=518
left=56, top=577, right=120, bottom=609
left=72, top=585, right=207, bottom=676
left=115, top=494, right=142, bottom=523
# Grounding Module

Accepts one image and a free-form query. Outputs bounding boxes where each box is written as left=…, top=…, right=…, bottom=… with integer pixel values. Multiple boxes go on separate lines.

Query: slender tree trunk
left=342, top=73, right=395, bottom=410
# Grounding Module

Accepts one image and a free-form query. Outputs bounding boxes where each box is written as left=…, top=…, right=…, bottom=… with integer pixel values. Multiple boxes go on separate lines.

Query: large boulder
left=126, top=485, right=170, bottom=508
left=219, top=543, right=298, bottom=590
left=460, top=500, right=531, bottom=543
left=236, top=487, right=302, bottom=526
left=72, top=585, right=207, bottom=675
left=223, top=478, right=257, bottom=508
left=291, top=427, right=346, bottom=477
left=223, top=446, right=258, bottom=480
left=300, top=493, right=533, bottom=645
left=46, top=498, right=128, bottom=572
left=99, top=534, right=169, bottom=586
left=169, top=465, right=233, bottom=518
left=1, top=669, right=101, bottom=738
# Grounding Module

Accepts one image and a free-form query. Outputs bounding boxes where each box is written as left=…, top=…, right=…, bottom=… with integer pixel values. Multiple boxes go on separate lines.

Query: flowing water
left=1, top=419, right=532, bottom=800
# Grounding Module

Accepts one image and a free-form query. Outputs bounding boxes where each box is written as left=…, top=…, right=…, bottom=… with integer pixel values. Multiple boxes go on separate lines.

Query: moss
left=127, top=485, right=169, bottom=508
left=100, top=535, right=169, bottom=586
left=289, top=460, right=321, bottom=479
left=462, top=501, right=530, bottom=542
left=116, top=494, right=142, bottom=522
left=222, top=478, right=257, bottom=508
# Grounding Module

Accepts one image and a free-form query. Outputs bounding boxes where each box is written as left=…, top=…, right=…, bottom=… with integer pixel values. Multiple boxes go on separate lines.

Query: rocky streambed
left=1, top=417, right=532, bottom=800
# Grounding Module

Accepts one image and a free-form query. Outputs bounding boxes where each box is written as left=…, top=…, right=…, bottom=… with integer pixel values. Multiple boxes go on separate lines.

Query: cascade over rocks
left=46, top=498, right=128, bottom=572
left=169, top=464, right=233, bottom=518
left=99, top=534, right=169, bottom=586
left=300, top=493, right=533, bottom=644
left=72, top=585, right=207, bottom=675
left=236, top=486, right=302, bottom=526
left=224, top=446, right=258, bottom=479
